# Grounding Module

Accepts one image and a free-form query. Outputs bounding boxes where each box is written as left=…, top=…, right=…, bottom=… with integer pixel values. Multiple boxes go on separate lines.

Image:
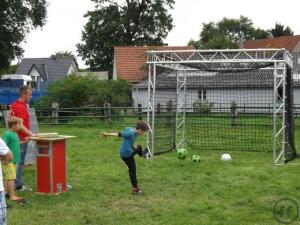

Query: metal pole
left=147, top=64, right=152, bottom=158
left=282, top=64, right=286, bottom=163
left=175, top=70, right=179, bottom=149
left=183, top=70, right=187, bottom=146
left=273, top=62, right=277, bottom=164
left=151, top=64, right=156, bottom=158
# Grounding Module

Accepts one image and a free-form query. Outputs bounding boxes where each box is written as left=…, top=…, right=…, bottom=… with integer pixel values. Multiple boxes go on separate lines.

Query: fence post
left=230, top=101, right=238, bottom=127
left=52, top=103, right=59, bottom=125
left=104, top=103, right=112, bottom=123
left=157, top=103, right=161, bottom=115
left=138, top=104, right=142, bottom=120
left=166, top=100, right=172, bottom=127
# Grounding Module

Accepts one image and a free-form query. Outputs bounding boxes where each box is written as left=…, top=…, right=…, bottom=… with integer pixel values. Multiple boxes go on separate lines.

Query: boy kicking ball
left=101, top=121, right=149, bottom=194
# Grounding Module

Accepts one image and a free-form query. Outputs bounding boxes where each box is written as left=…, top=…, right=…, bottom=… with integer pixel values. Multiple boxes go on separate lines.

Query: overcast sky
left=20, top=0, right=300, bottom=68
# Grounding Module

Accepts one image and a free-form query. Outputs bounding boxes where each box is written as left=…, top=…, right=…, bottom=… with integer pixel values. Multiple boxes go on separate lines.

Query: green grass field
left=2, top=122, right=300, bottom=225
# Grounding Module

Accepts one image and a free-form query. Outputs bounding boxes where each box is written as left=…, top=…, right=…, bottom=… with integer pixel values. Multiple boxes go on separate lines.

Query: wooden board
left=36, top=133, right=59, bottom=138
left=31, top=135, right=76, bottom=141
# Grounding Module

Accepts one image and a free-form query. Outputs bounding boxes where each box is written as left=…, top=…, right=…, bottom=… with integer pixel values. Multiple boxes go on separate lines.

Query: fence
left=2, top=103, right=300, bottom=126
left=33, top=103, right=146, bottom=125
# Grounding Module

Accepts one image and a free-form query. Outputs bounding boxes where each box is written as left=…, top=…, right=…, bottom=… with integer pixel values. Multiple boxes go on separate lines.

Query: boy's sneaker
left=16, top=185, right=32, bottom=192
left=132, top=187, right=142, bottom=194
left=143, top=148, right=152, bottom=159
left=134, top=145, right=143, bottom=157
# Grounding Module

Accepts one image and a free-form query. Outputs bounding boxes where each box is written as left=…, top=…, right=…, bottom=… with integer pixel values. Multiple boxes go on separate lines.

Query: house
left=133, top=70, right=273, bottom=110
left=132, top=70, right=300, bottom=112
left=132, top=37, right=300, bottom=110
left=113, top=46, right=194, bottom=83
left=15, top=57, right=78, bottom=82
left=244, top=35, right=300, bottom=73
left=75, top=71, right=109, bottom=80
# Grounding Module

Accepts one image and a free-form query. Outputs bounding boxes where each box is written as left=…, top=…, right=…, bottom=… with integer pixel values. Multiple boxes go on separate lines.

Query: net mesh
left=145, top=50, right=295, bottom=158
left=185, top=69, right=274, bottom=152
left=148, top=68, right=292, bottom=155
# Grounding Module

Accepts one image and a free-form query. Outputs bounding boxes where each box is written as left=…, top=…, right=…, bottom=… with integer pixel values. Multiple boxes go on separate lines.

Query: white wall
left=294, top=88, right=300, bottom=105
left=187, top=88, right=273, bottom=112
left=113, top=56, right=117, bottom=80
left=28, top=67, right=42, bottom=82
left=132, top=88, right=177, bottom=109
left=67, top=63, right=77, bottom=75
left=133, top=87, right=275, bottom=113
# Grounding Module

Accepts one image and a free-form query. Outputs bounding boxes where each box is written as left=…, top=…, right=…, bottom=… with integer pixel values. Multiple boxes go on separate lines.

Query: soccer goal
left=146, top=49, right=296, bottom=165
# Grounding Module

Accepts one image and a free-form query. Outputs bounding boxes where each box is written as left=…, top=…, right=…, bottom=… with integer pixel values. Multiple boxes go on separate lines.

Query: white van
left=1, top=74, right=34, bottom=88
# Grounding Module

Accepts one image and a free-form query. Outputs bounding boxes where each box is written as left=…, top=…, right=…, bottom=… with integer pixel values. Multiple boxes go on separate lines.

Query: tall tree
left=50, top=50, right=79, bottom=70
left=0, top=0, right=47, bottom=72
left=77, top=0, right=174, bottom=71
left=50, top=51, right=75, bottom=59
left=189, top=16, right=270, bottom=49
left=270, top=23, right=294, bottom=37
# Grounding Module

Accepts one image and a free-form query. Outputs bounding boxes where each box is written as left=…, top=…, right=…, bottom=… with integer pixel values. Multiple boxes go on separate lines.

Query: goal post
left=146, top=49, right=295, bottom=165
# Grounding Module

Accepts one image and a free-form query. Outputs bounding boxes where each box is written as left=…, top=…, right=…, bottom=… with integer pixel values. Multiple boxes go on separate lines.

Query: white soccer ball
left=221, top=154, right=232, bottom=161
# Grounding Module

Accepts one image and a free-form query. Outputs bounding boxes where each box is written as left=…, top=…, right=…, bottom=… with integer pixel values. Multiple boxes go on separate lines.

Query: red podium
left=32, top=134, right=74, bottom=195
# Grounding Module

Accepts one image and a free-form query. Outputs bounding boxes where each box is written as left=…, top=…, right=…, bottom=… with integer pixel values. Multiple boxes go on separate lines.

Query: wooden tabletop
left=30, top=135, right=76, bottom=141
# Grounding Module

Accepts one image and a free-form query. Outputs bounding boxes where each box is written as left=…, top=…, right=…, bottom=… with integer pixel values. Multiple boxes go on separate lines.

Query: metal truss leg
left=175, top=70, right=187, bottom=150
left=273, top=63, right=286, bottom=165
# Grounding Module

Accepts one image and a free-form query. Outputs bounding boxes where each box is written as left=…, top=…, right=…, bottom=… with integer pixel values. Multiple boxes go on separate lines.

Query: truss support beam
left=273, top=62, right=287, bottom=165
left=147, top=63, right=156, bottom=159
left=146, top=49, right=293, bottom=164
left=175, top=71, right=187, bottom=150
left=147, top=49, right=293, bottom=70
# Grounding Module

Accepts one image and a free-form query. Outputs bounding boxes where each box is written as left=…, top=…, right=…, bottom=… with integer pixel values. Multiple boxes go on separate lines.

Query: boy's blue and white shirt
left=119, top=127, right=137, bottom=158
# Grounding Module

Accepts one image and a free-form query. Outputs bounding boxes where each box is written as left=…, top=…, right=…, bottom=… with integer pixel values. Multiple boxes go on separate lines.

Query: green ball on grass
left=191, top=155, right=201, bottom=162
left=177, top=148, right=187, bottom=160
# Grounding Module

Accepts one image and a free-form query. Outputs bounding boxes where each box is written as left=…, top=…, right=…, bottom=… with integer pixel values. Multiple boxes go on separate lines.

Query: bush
left=34, top=74, right=132, bottom=107
left=193, top=100, right=213, bottom=113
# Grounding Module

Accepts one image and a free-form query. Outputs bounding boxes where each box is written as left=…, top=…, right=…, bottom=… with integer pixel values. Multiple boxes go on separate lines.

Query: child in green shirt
left=2, top=117, right=24, bottom=203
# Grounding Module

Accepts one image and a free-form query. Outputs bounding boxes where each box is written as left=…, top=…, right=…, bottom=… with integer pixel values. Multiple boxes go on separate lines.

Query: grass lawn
left=2, top=122, right=300, bottom=225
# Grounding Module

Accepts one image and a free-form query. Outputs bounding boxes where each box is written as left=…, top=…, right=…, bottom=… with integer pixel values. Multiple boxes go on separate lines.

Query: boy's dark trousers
left=122, top=156, right=138, bottom=188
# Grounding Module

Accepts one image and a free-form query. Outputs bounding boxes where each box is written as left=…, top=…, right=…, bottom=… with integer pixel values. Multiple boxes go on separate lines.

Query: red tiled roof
left=244, top=35, right=300, bottom=52
left=114, top=46, right=194, bottom=83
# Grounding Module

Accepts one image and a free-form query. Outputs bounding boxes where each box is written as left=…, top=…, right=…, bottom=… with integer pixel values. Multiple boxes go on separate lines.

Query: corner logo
left=273, top=198, right=299, bottom=224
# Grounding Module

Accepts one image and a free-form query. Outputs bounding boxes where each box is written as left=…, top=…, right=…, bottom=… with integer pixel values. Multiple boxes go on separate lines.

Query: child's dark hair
left=8, top=117, right=22, bottom=128
left=135, top=121, right=149, bottom=131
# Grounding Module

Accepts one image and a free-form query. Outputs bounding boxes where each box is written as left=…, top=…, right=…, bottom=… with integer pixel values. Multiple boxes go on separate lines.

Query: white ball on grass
left=221, top=153, right=232, bottom=161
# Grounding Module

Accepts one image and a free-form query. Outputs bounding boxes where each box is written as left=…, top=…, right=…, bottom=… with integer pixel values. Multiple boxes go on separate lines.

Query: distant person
left=0, top=138, right=13, bottom=225
left=101, top=121, right=150, bottom=194
left=10, top=86, right=36, bottom=191
left=2, top=117, right=25, bottom=204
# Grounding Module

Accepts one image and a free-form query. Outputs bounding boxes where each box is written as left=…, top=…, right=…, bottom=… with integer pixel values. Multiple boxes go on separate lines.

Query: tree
left=270, top=23, right=294, bottom=37
left=50, top=51, right=75, bottom=59
left=77, top=0, right=174, bottom=71
left=0, top=64, right=18, bottom=75
left=50, top=50, right=79, bottom=69
left=189, top=16, right=270, bottom=49
left=0, top=0, right=47, bottom=72
left=34, top=74, right=132, bottom=107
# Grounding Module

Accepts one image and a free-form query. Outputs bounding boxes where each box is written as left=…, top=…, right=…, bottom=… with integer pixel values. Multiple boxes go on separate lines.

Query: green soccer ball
left=191, top=155, right=201, bottom=162
left=177, top=148, right=188, bottom=160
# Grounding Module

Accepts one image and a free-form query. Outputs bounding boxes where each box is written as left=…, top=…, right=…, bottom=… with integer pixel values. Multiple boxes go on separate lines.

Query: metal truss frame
left=175, top=70, right=187, bottom=150
left=146, top=49, right=293, bottom=164
left=273, top=63, right=287, bottom=165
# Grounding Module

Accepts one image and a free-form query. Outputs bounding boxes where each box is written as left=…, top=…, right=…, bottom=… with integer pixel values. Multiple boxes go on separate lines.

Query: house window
left=199, top=90, right=207, bottom=100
